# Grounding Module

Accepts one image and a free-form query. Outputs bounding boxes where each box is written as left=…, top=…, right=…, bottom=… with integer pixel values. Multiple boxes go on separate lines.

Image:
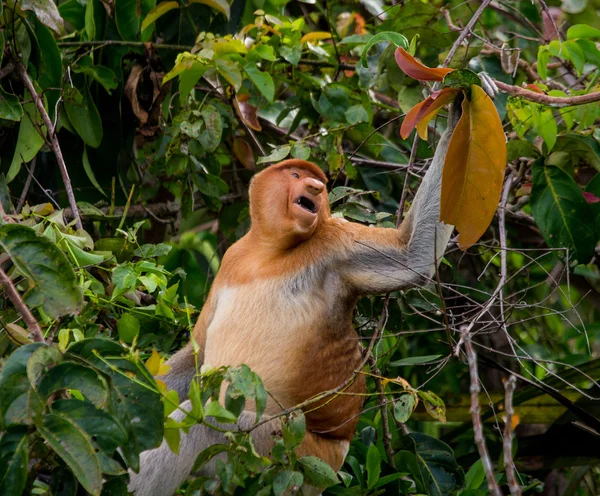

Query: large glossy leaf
left=297, top=456, right=339, bottom=488
left=400, top=88, right=460, bottom=139
left=530, top=160, right=596, bottom=264
left=37, top=363, right=107, bottom=407
left=66, top=339, right=163, bottom=471
left=243, top=63, right=274, bottom=102
left=8, top=100, right=45, bottom=183
left=141, top=1, right=179, bottom=31
left=440, top=85, right=507, bottom=248
left=189, top=0, right=230, bottom=18
left=360, top=32, right=408, bottom=67
left=64, top=84, right=103, bottom=148
left=0, top=427, right=28, bottom=495
left=0, top=344, right=44, bottom=428
left=115, top=0, right=141, bottom=40
left=0, top=88, right=23, bottom=122
left=395, top=47, right=453, bottom=81
left=0, top=224, right=83, bottom=318
left=38, top=414, right=102, bottom=495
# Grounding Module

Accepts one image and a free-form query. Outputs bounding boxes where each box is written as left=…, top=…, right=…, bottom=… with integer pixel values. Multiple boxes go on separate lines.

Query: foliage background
left=1, top=0, right=600, bottom=494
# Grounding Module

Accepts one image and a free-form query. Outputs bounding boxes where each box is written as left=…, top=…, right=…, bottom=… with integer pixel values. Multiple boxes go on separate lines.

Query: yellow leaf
left=440, top=85, right=507, bottom=249
left=213, top=39, right=247, bottom=56
left=155, top=378, right=168, bottom=393
left=300, top=31, right=332, bottom=44
left=141, top=1, right=179, bottom=32
left=188, top=0, right=230, bottom=19
left=145, top=349, right=162, bottom=375
left=158, top=362, right=171, bottom=376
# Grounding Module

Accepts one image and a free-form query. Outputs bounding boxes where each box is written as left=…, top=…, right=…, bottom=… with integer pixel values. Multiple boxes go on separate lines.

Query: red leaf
left=584, top=191, right=600, bottom=204
left=400, top=88, right=460, bottom=139
left=395, top=47, right=454, bottom=82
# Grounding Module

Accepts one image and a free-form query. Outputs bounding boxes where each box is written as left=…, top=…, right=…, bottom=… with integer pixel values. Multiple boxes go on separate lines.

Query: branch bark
left=494, top=81, right=600, bottom=107
left=15, top=60, right=83, bottom=229
left=0, top=266, right=45, bottom=343
left=503, top=375, right=521, bottom=496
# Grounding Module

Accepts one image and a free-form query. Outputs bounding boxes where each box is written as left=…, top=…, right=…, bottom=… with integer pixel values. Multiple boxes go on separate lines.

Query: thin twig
left=15, top=60, right=82, bottom=229
left=503, top=375, right=521, bottom=496
left=57, top=40, right=191, bottom=51
left=368, top=356, right=396, bottom=468
left=16, top=156, right=37, bottom=213
left=0, top=266, right=45, bottom=343
left=461, top=326, right=503, bottom=496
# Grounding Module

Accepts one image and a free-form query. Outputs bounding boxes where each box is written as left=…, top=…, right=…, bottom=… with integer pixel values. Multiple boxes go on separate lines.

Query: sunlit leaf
left=21, top=0, right=64, bottom=34
left=189, top=0, right=230, bottom=18
left=440, top=85, right=507, bottom=248
left=395, top=47, right=453, bottom=82
left=243, top=64, right=274, bottom=102
left=300, top=31, right=332, bottom=44
left=360, top=32, right=408, bottom=67
left=141, top=1, right=179, bottom=32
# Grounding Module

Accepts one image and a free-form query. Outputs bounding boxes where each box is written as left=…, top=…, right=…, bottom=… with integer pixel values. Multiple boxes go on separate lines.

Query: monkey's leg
left=127, top=401, right=279, bottom=496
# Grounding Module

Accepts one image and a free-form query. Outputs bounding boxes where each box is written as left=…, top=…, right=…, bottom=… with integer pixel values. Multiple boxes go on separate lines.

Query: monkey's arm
left=339, top=102, right=460, bottom=295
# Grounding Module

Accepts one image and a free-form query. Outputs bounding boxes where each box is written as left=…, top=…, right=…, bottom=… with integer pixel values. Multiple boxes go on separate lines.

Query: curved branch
left=495, top=81, right=600, bottom=107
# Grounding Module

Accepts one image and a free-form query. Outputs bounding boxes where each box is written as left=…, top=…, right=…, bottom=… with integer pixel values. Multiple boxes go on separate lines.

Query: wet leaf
left=395, top=47, right=453, bottom=81
left=440, top=85, right=507, bottom=248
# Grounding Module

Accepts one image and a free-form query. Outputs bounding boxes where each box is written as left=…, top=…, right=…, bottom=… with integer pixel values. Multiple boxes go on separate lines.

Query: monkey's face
left=249, top=160, right=329, bottom=246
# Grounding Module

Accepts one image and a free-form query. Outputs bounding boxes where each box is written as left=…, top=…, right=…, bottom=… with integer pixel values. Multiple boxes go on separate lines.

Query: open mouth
left=295, top=196, right=317, bottom=214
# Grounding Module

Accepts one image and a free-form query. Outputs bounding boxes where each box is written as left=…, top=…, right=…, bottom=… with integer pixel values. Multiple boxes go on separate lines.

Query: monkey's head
left=249, top=159, right=329, bottom=247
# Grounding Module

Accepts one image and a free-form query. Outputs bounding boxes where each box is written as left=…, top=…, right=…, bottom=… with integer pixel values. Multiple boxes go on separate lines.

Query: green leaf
left=418, top=390, right=446, bottom=423
left=251, top=45, right=276, bottom=62
left=257, top=145, right=291, bottom=164
left=0, top=88, right=24, bottom=122
left=297, top=456, right=339, bottom=488
left=0, top=225, right=83, bottom=318
left=360, top=32, right=408, bottom=67
left=530, top=106, right=557, bottom=151
left=0, top=344, right=45, bottom=427
left=366, top=444, right=381, bottom=489
left=64, top=85, right=103, bottom=148
left=0, top=428, right=28, bottom=495
left=82, top=146, right=107, bottom=197
left=567, top=24, right=600, bottom=39
left=389, top=355, right=442, bottom=366
left=38, top=414, right=102, bottom=495
left=189, top=0, right=230, bottom=18
left=204, top=401, right=238, bottom=423
left=553, top=134, right=600, bottom=172
left=59, top=0, right=85, bottom=31
left=26, top=345, right=63, bottom=389
left=191, top=444, right=228, bottom=473
left=224, top=364, right=267, bottom=421
left=72, top=57, right=118, bottom=94
left=282, top=411, right=305, bottom=448
left=216, top=59, right=242, bottom=90
left=51, top=399, right=127, bottom=454
left=21, top=0, right=64, bottom=34
left=8, top=100, right=45, bottom=183
left=37, top=362, right=107, bottom=407
left=530, top=161, right=596, bottom=264
left=117, top=313, right=140, bottom=344
left=244, top=63, right=275, bottom=101
left=85, top=0, right=95, bottom=40
left=345, top=104, right=369, bottom=125
left=273, top=470, right=304, bottom=496
left=141, top=1, right=179, bottom=32
left=393, top=393, right=417, bottom=423
left=194, top=174, right=229, bottom=198
left=115, top=0, right=141, bottom=40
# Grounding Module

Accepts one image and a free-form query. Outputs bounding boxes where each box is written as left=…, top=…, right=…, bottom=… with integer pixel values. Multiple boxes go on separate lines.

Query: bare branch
left=503, top=375, right=521, bottom=496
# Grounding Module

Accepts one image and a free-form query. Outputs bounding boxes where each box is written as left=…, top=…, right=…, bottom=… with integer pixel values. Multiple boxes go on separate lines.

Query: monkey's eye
left=291, top=172, right=300, bottom=179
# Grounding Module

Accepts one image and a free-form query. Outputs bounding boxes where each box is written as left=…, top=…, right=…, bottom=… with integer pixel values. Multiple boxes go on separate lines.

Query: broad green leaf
left=567, top=24, right=600, bottom=39
left=64, top=85, right=103, bottom=147
left=67, top=339, right=163, bottom=470
left=204, top=401, right=237, bottom=423
left=366, top=444, right=381, bottom=489
left=282, top=411, right=305, bottom=448
left=85, top=0, right=95, bottom=40
left=530, top=161, right=596, bottom=264
left=0, top=344, right=44, bottom=427
left=395, top=47, right=453, bottom=82
left=418, top=390, right=446, bottom=422
left=26, top=345, right=63, bottom=389
left=297, top=456, right=339, bottom=488
left=393, top=393, right=417, bottom=422
left=194, top=174, right=229, bottom=198
left=0, top=88, right=23, bottom=122
left=191, top=444, right=228, bottom=473
left=251, top=44, right=276, bottom=62
left=58, top=0, right=85, bottom=31
left=34, top=20, right=62, bottom=94
left=21, top=0, right=64, bottom=34
left=51, top=399, right=127, bottom=454
left=117, top=313, right=140, bottom=344
left=530, top=106, right=557, bottom=151
left=141, top=1, right=179, bottom=32
left=440, top=85, right=507, bottom=248
left=37, top=362, right=107, bottom=407
left=0, top=225, right=83, bottom=318
left=38, top=414, right=102, bottom=495
left=115, top=0, right=140, bottom=40
left=224, top=364, right=267, bottom=421
left=0, top=428, right=28, bottom=495
left=189, top=0, right=230, bottom=18
left=72, top=57, right=118, bottom=94
left=537, top=46, right=550, bottom=80
left=553, top=134, right=600, bottom=171
left=257, top=145, right=291, bottom=164
left=390, top=355, right=443, bottom=366
left=8, top=100, right=45, bottom=183
left=360, top=32, right=408, bottom=67
left=82, top=146, right=106, bottom=197
left=345, top=104, right=370, bottom=125
left=273, top=470, right=304, bottom=496
left=244, top=63, right=275, bottom=102
left=216, top=59, right=242, bottom=90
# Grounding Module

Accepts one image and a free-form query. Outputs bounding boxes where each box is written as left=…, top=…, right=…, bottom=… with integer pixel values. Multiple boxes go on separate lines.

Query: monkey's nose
left=305, top=178, right=325, bottom=195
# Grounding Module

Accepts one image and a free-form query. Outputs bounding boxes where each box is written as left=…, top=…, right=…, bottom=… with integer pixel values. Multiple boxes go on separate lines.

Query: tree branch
left=0, top=266, right=45, bottom=343
left=15, top=60, right=83, bottom=229
left=494, top=81, right=600, bottom=107
left=57, top=40, right=191, bottom=51
left=503, top=375, right=521, bottom=496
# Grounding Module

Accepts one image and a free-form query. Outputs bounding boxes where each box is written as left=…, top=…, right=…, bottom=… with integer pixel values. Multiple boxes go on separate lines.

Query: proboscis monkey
left=128, top=101, right=460, bottom=496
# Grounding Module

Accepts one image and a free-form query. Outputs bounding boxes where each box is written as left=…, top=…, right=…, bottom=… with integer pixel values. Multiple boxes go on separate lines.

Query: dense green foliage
left=1, top=0, right=600, bottom=494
